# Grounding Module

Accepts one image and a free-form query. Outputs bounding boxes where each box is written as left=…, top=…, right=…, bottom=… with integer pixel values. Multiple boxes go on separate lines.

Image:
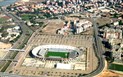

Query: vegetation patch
left=0, top=17, right=7, bottom=23
left=1, top=61, right=11, bottom=72
left=46, top=51, right=69, bottom=58
left=20, top=14, right=36, bottom=20
left=108, top=63, right=123, bottom=72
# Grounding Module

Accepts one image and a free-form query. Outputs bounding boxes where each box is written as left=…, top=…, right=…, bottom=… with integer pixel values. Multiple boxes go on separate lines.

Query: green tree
left=11, top=34, right=16, bottom=37
left=0, top=27, right=4, bottom=32
left=1, top=32, right=8, bottom=37
left=119, top=20, right=123, bottom=25
left=44, top=13, right=52, bottom=18
left=113, top=13, right=119, bottom=18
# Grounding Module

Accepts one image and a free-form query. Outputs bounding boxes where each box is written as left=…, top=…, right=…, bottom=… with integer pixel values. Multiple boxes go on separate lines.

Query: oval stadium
left=31, top=45, right=83, bottom=60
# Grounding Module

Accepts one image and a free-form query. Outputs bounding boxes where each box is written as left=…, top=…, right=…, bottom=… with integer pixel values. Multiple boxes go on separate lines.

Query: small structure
left=55, top=63, right=73, bottom=70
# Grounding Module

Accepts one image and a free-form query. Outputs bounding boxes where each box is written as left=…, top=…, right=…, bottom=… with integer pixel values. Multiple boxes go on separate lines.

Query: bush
left=104, top=51, right=114, bottom=63
left=0, top=27, right=4, bottom=32
left=1, top=32, right=8, bottom=37
left=119, top=20, right=123, bottom=25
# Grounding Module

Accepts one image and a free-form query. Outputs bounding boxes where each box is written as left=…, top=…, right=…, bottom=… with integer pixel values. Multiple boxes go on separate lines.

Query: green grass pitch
left=46, top=51, right=69, bottom=58
left=109, top=63, right=123, bottom=72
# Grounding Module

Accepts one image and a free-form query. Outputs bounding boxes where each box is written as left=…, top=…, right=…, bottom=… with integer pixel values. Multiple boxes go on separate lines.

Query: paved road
left=91, top=17, right=105, bottom=75
left=82, top=17, right=105, bottom=77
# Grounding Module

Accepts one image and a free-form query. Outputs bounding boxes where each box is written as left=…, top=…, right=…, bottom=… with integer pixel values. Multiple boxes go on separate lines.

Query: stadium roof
left=31, top=45, right=77, bottom=58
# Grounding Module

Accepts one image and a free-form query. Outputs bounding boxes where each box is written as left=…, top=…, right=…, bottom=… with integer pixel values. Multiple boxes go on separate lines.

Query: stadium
left=31, top=45, right=82, bottom=60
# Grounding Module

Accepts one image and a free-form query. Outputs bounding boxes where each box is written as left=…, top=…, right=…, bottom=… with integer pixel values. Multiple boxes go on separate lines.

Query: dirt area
left=96, top=17, right=111, bottom=26
left=42, top=19, right=64, bottom=34
left=96, top=70, right=123, bottom=77
left=64, top=17, right=79, bottom=21
left=80, top=27, right=93, bottom=35
left=0, top=42, right=12, bottom=58
left=86, top=17, right=111, bottom=27
left=0, top=51, right=6, bottom=58
left=96, top=61, right=123, bottom=77
left=0, top=42, right=12, bottom=49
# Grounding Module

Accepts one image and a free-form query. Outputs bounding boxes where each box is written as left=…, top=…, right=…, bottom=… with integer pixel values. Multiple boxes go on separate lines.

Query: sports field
left=45, top=51, right=69, bottom=58
left=108, top=63, right=123, bottom=72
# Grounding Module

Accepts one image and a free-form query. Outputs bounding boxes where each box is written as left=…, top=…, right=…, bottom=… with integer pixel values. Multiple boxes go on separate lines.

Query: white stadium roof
left=31, top=45, right=77, bottom=57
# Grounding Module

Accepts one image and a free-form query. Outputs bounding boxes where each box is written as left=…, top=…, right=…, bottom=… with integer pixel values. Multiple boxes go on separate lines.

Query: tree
left=119, top=20, right=123, bottom=25
left=121, top=15, right=123, bottom=19
left=34, top=8, right=40, bottom=15
left=1, top=32, right=8, bottom=37
left=104, top=51, right=114, bottom=63
left=11, top=34, right=16, bottom=37
left=43, top=13, right=52, bottom=18
left=105, top=24, right=110, bottom=27
left=0, top=27, right=4, bottom=32
left=113, top=13, right=119, bottom=18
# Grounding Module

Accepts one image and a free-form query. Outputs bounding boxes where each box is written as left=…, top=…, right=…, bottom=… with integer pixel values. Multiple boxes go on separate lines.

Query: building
left=112, top=40, right=123, bottom=63
left=31, top=45, right=82, bottom=61
left=58, top=19, right=92, bottom=35
left=103, top=28, right=122, bottom=39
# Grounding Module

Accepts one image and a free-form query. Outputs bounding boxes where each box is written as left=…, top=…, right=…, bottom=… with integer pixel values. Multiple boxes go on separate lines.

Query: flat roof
left=56, top=63, right=72, bottom=69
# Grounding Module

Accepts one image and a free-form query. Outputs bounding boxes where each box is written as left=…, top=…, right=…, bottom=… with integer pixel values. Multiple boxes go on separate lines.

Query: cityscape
left=0, top=0, right=123, bottom=77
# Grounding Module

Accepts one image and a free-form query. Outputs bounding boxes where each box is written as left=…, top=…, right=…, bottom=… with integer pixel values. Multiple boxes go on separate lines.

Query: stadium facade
left=31, top=45, right=82, bottom=61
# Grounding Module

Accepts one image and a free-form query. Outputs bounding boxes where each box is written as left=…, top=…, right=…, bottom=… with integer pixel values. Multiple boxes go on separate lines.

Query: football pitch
left=46, top=51, right=69, bottom=58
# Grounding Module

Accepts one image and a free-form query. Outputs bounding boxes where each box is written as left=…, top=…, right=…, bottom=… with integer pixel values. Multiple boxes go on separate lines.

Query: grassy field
left=46, top=51, right=69, bottom=58
left=108, top=63, right=123, bottom=72
left=0, top=17, right=6, bottom=23
left=20, top=14, right=36, bottom=20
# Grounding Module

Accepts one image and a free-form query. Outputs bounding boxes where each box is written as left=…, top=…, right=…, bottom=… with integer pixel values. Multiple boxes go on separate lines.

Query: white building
left=5, top=26, right=21, bottom=41
left=56, top=63, right=73, bottom=70
left=76, top=20, right=92, bottom=33
left=103, top=28, right=122, bottom=39
left=58, top=19, right=92, bottom=35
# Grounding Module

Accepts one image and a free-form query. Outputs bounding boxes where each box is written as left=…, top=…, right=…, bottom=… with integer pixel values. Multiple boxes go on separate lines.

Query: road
left=81, top=17, right=105, bottom=77
left=90, top=17, right=105, bottom=76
